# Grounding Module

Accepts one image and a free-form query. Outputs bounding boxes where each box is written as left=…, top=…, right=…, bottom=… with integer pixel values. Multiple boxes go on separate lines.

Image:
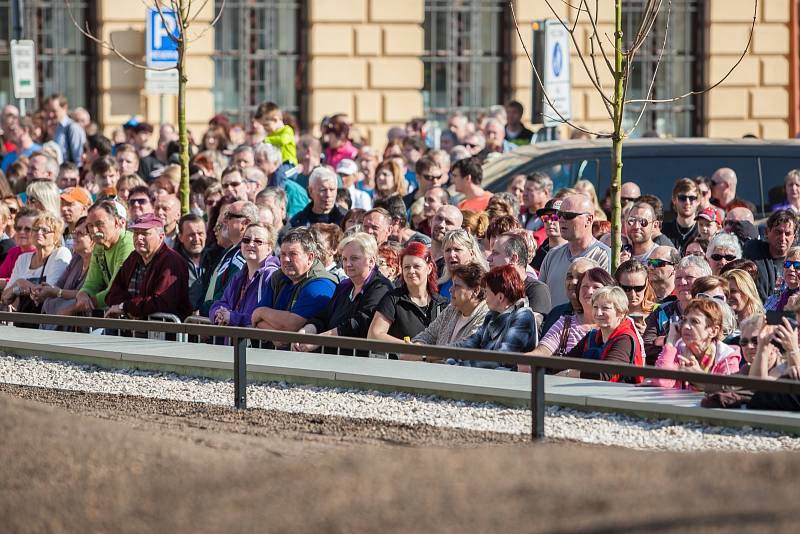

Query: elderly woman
left=373, top=159, right=408, bottom=203
left=438, top=229, right=489, bottom=300
left=614, top=259, right=658, bottom=334
left=562, top=286, right=644, bottom=382
left=26, top=181, right=61, bottom=216
left=210, top=223, right=279, bottom=328
left=1, top=211, right=71, bottom=309
left=648, top=298, right=741, bottom=390
left=448, top=264, right=538, bottom=369
left=722, top=269, right=762, bottom=324
left=293, top=233, right=393, bottom=355
left=765, top=245, right=800, bottom=312
left=407, top=262, right=489, bottom=361
left=706, top=232, right=741, bottom=275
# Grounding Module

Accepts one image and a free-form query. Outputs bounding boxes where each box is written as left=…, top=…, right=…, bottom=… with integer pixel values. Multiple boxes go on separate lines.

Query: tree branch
left=187, top=0, right=226, bottom=43
left=585, top=0, right=615, bottom=75
left=153, top=0, right=182, bottom=47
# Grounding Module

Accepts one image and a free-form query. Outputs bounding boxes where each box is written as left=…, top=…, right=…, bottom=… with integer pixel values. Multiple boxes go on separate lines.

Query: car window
left=760, top=158, right=800, bottom=211
left=527, top=159, right=599, bottom=192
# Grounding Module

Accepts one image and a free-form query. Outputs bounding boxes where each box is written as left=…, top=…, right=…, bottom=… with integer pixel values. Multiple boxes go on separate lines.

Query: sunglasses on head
left=620, top=283, right=646, bottom=293
left=676, top=194, right=698, bottom=202
left=710, top=253, right=737, bottom=262
left=647, top=258, right=674, bottom=268
left=697, top=292, right=726, bottom=302
left=557, top=210, right=588, bottom=221
left=785, top=260, right=800, bottom=270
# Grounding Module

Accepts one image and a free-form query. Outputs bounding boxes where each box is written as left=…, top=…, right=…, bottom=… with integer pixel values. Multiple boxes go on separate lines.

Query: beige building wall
left=96, top=0, right=215, bottom=141
left=510, top=0, right=793, bottom=139
left=307, top=0, right=425, bottom=144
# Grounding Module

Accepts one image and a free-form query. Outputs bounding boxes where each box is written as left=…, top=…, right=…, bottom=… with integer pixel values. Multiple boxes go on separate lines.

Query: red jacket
left=106, top=243, right=191, bottom=319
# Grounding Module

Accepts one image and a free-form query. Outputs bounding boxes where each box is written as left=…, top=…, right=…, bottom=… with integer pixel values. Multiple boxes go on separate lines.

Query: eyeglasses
left=710, top=253, right=737, bottom=262
left=541, top=213, right=559, bottom=223
left=129, top=197, right=150, bottom=206
left=687, top=250, right=705, bottom=257
left=421, top=173, right=442, bottom=182
left=619, top=283, right=647, bottom=293
left=224, top=212, right=247, bottom=220
left=241, top=237, right=267, bottom=246
left=785, top=260, right=800, bottom=270
left=647, top=258, right=674, bottom=268
left=32, top=227, right=54, bottom=234
left=557, top=211, right=588, bottom=221
left=697, top=292, right=727, bottom=302
left=676, top=194, right=698, bottom=203
left=626, top=217, right=651, bottom=228
left=463, top=142, right=479, bottom=149
left=222, top=181, right=242, bottom=188
left=740, top=336, right=758, bottom=348
left=14, top=225, right=32, bottom=232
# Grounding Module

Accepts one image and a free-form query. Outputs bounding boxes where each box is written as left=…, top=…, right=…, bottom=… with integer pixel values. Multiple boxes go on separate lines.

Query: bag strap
left=556, top=314, right=572, bottom=355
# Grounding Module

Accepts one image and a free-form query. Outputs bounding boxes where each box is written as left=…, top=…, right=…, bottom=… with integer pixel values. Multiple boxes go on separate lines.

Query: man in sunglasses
left=626, top=201, right=658, bottom=262
left=539, top=193, right=610, bottom=307
left=402, top=156, right=446, bottom=210
left=520, top=173, right=553, bottom=232
left=530, top=198, right=565, bottom=271
left=661, top=178, right=699, bottom=252
left=646, top=246, right=680, bottom=301
left=743, top=209, right=799, bottom=301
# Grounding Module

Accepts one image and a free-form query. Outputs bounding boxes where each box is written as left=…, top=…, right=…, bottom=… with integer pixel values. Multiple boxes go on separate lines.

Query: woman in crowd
left=766, top=246, right=800, bottom=311
left=772, top=169, right=800, bottom=213
left=26, top=181, right=61, bottom=216
left=209, top=223, right=279, bottom=328
left=0, top=207, right=38, bottom=288
left=324, top=115, right=358, bottom=168
left=648, top=298, right=741, bottom=390
left=719, top=258, right=760, bottom=286
left=722, top=269, right=762, bottom=324
left=706, top=233, right=742, bottom=275
left=373, top=159, right=408, bottom=203
left=310, top=223, right=345, bottom=281
left=461, top=210, right=489, bottom=243
left=407, top=262, right=489, bottom=360
left=377, top=243, right=400, bottom=282
left=448, top=264, right=538, bottom=369
left=690, top=275, right=737, bottom=338
left=563, top=286, right=644, bottom=382
left=369, top=241, right=447, bottom=343
left=34, top=216, right=94, bottom=317
left=1, top=211, right=71, bottom=307
left=614, top=259, right=658, bottom=334
left=116, top=175, right=147, bottom=203
left=294, top=233, right=393, bottom=355
left=685, top=237, right=708, bottom=257
left=438, top=229, right=488, bottom=300
left=341, top=208, right=366, bottom=232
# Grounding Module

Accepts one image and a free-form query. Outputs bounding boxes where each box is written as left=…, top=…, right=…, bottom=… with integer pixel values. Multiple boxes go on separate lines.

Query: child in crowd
left=257, top=101, right=298, bottom=166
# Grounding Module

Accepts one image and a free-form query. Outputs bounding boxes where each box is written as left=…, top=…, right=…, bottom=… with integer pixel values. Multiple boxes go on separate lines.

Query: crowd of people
left=1, top=95, right=799, bottom=410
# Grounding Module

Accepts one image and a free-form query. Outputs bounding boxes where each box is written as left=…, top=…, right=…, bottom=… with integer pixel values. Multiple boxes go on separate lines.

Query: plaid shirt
left=126, top=261, right=146, bottom=297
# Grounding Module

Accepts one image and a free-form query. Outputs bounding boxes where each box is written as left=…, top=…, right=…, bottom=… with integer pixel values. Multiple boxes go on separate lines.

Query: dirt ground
left=2, top=383, right=800, bottom=533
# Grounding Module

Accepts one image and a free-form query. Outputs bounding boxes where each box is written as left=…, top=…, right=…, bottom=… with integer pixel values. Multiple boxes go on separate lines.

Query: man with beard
left=430, top=205, right=463, bottom=277
left=743, top=210, right=798, bottom=301
left=626, top=201, right=658, bottom=262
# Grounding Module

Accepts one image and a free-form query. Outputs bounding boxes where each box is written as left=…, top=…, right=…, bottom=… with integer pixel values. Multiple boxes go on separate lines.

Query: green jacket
left=265, top=124, right=298, bottom=166
left=80, top=230, right=134, bottom=308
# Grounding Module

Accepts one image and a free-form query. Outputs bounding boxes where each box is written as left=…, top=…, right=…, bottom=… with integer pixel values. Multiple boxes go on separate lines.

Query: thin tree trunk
left=177, top=38, right=190, bottom=215
left=610, top=0, right=625, bottom=271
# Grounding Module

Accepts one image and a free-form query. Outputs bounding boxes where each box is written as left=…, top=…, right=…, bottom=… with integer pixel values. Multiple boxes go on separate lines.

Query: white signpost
left=10, top=40, right=36, bottom=113
left=145, top=8, right=180, bottom=97
left=541, top=20, right=572, bottom=127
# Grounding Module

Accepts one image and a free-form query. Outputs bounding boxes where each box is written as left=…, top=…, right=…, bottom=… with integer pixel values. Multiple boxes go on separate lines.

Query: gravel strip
left=2, top=352, right=800, bottom=452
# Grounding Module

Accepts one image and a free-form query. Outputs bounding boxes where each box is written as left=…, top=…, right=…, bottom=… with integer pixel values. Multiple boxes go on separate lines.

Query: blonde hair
left=722, top=269, right=762, bottom=319
left=374, top=159, right=408, bottom=200
left=338, top=231, right=379, bottom=261
left=26, top=180, right=61, bottom=216
left=439, top=228, right=489, bottom=284
left=591, top=286, right=629, bottom=315
left=33, top=211, right=65, bottom=242
left=243, top=222, right=277, bottom=249
left=461, top=209, right=489, bottom=239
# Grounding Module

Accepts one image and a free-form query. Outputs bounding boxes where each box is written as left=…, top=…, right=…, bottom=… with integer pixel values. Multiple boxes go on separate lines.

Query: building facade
left=0, top=0, right=797, bottom=142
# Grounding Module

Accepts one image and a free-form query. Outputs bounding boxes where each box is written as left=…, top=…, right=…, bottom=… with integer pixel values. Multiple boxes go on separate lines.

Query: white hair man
left=290, top=166, right=346, bottom=228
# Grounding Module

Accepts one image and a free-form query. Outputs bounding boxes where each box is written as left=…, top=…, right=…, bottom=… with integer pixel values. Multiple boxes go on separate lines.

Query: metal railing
left=2, top=311, right=800, bottom=440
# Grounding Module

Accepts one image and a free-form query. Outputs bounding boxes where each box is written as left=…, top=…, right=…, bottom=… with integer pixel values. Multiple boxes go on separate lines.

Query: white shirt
left=348, top=185, right=372, bottom=211
left=9, top=247, right=72, bottom=286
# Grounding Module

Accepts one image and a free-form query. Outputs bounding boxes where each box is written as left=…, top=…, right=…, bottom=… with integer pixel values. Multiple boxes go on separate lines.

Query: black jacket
left=375, top=286, right=448, bottom=340
left=742, top=239, right=779, bottom=301
left=289, top=204, right=346, bottom=228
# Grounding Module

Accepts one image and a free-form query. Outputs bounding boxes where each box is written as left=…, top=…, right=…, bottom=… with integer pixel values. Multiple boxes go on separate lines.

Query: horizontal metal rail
left=1, top=312, right=799, bottom=440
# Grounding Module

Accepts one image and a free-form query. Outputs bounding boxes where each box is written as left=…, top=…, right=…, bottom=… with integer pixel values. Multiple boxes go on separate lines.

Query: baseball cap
left=697, top=206, right=724, bottom=225
left=122, top=117, right=139, bottom=129
left=130, top=213, right=164, bottom=231
left=536, top=198, right=562, bottom=217
left=336, top=158, right=358, bottom=176
left=60, top=187, right=91, bottom=207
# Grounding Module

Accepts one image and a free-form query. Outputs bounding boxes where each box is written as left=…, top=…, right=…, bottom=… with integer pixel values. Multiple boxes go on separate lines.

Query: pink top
left=325, top=141, right=358, bottom=169
left=540, top=315, right=593, bottom=354
left=647, top=340, right=741, bottom=390
left=0, top=245, right=35, bottom=279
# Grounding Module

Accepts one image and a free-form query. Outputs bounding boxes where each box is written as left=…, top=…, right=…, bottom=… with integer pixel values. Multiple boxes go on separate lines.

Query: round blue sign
left=552, top=42, right=563, bottom=78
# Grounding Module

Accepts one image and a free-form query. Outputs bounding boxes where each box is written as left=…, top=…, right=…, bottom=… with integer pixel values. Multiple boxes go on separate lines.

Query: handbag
left=15, top=253, right=51, bottom=327
left=553, top=314, right=573, bottom=357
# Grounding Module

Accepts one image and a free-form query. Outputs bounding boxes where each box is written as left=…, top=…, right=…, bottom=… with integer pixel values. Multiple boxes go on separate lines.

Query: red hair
left=483, top=265, right=525, bottom=303
left=399, top=241, right=438, bottom=295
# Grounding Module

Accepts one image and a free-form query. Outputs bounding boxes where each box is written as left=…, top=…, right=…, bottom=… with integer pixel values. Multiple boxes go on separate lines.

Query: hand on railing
left=213, top=308, right=230, bottom=326
left=291, top=325, right=319, bottom=353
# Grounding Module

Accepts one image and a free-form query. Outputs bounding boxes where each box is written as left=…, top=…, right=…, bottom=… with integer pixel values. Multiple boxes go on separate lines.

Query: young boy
left=255, top=101, right=298, bottom=166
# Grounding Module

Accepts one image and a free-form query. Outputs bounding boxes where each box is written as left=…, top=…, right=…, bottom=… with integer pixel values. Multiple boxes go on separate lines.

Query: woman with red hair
left=369, top=241, right=447, bottom=343
left=448, top=264, right=538, bottom=369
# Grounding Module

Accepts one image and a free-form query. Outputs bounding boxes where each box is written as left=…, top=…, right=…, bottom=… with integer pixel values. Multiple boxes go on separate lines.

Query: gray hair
left=233, top=144, right=254, bottom=157
left=238, top=201, right=259, bottom=224
left=677, top=255, right=712, bottom=277
left=527, top=172, right=553, bottom=195
left=501, top=233, right=529, bottom=268
left=254, top=142, right=281, bottom=164
left=338, top=232, right=378, bottom=260
left=308, top=166, right=338, bottom=189
left=707, top=232, right=742, bottom=259
left=281, top=227, right=318, bottom=256
left=243, top=166, right=267, bottom=188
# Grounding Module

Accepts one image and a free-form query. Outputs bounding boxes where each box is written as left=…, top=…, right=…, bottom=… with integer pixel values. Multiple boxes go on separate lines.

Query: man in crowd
left=57, top=162, right=81, bottom=190
left=661, top=178, right=699, bottom=252
left=403, top=155, right=447, bottom=210
left=221, top=166, right=250, bottom=202
left=361, top=208, right=392, bottom=247
left=115, top=143, right=140, bottom=177
left=44, top=93, right=86, bottom=165
left=175, top=213, right=207, bottom=311
left=252, top=227, right=337, bottom=333
left=60, top=187, right=91, bottom=251
left=430, top=204, right=464, bottom=276
left=539, top=193, right=610, bottom=307
left=520, top=173, right=553, bottom=232
left=84, top=134, right=113, bottom=170
left=743, top=210, right=798, bottom=301
left=295, top=135, right=322, bottom=190
left=635, top=194, right=674, bottom=247
left=481, top=117, right=514, bottom=155
left=447, top=111, right=470, bottom=142
left=290, top=167, right=346, bottom=227
left=453, top=157, right=492, bottom=212
left=231, top=145, right=255, bottom=171
left=337, top=159, right=372, bottom=210
left=1, top=116, right=41, bottom=173
left=620, top=182, right=642, bottom=207
left=646, top=246, right=680, bottom=301
left=255, top=143, right=308, bottom=218
left=127, top=186, right=156, bottom=221
left=531, top=199, right=565, bottom=271
left=710, top=167, right=739, bottom=211
left=627, top=201, right=658, bottom=262
left=91, top=155, right=120, bottom=193
left=105, top=213, right=191, bottom=319
left=504, top=100, right=534, bottom=147
left=27, top=152, right=58, bottom=183
left=68, top=200, right=134, bottom=315
left=419, top=186, right=449, bottom=237
left=154, top=195, right=182, bottom=248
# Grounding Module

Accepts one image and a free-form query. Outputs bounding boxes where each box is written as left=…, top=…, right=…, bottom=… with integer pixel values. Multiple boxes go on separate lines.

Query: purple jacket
left=208, top=256, right=280, bottom=327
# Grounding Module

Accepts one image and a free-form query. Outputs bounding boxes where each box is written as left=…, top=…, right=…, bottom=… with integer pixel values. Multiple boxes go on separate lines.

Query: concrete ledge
left=2, top=326, right=800, bottom=433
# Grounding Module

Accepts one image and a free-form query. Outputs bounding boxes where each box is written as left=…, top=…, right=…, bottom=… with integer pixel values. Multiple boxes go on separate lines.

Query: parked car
left=482, top=138, right=800, bottom=218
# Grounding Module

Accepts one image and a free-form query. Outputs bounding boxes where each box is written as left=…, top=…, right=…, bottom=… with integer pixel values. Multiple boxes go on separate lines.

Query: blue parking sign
left=146, top=8, right=180, bottom=68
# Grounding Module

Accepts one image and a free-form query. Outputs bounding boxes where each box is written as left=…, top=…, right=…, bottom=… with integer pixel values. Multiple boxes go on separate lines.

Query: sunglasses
left=463, top=143, right=479, bottom=149
left=647, top=258, right=674, bottom=268
left=620, top=283, right=646, bottom=293
left=541, top=213, right=559, bottom=223
left=129, top=198, right=150, bottom=206
left=14, top=225, right=32, bottom=232
left=225, top=212, right=247, bottom=220
left=687, top=250, right=705, bottom=257
left=676, top=194, right=698, bottom=203
left=784, top=260, right=800, bottom=270
left=32, top=227, right=54, bottom=234
left=626, top=217, right=651, bottom=228
left=697, top=292, right=726, bottom=302
left=740, top=336, right=758, bottom=348
left=710, top=253, right=737, bottom=262
left=621, top=196, right=638, bottom=204
left=241, top=237, right=267, bottom=246
left=557, top=211, right=588, bottom=221
left=699, top=189, right=710, bottom=196
left=421, top=173, right=442, bottom=182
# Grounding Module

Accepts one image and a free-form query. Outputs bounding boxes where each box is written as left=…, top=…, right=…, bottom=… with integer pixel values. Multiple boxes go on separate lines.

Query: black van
left=482, top=138, right=800, bottom=218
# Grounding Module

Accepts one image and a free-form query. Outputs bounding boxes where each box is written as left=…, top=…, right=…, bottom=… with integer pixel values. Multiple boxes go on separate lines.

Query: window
left=213, top=0, right=301, bottom=124
left=423, top=0, right=508, bottom=122
left=0, top=0, right=93, bottom=112
left=621, top=0, right=703, bottom=137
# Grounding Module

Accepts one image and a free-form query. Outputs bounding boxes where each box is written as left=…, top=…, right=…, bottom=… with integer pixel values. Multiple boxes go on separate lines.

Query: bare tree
left=511, top=0, right=757, bottom=270
left=66, top=0, right=226, bottom=214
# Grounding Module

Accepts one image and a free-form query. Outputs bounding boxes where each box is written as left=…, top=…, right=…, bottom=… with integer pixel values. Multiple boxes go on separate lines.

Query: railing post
left=233, top=337, right=247, bottom=409
left=531, top=365, right=545, bottom=440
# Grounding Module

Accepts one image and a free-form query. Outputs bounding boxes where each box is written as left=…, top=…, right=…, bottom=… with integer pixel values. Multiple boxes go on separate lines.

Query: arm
left=209, top=271, right=240, bottom=324
left=648, top=343, right=680, bottom=388
left=367, top=311, right=402, bottom=342
left=527, top=317, right=565, bottom=356
left=252, top=306, right=307, bottom=332
left=336, top=283, right=391, bottom=338
left=496, top=310, right=537, bottom=354
left=411, top=307, right=446, bottom=345
left=579, top=336, right=635, bottom=382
